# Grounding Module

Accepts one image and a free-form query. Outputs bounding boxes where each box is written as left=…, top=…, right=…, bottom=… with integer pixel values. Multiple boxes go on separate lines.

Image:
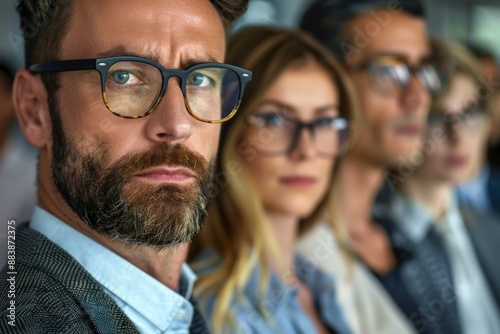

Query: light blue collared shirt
left=456, top=165, right=491, bottom=214
left=30, top=206, right=197, bottom=334
left=193, top=251, right=352, bottom=334
left=388, top=193, right=500, bottom=334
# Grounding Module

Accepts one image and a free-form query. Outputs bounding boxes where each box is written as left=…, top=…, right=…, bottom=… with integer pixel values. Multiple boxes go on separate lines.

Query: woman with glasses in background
left=188, top=26, right=355, bottom=334
left=382, top=38, right=500, bottom=334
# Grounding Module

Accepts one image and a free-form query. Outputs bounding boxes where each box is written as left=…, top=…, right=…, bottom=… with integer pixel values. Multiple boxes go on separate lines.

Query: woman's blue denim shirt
left=192, top=251, right=352, bottom=334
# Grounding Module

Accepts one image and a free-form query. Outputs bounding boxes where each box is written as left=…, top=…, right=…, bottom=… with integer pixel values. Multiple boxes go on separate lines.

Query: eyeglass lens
left=104, top=60, right=241, bottom=121
left=428, top=107, right=486, bottom=132
left=246, top=113, right=349, bottom=156
left=367, top=56, right=443, bottom=94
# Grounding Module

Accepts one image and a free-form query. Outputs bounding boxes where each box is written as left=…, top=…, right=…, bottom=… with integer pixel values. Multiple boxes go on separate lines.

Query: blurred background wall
left=0, top=0, right=23, bottom=70
left=234, top=0, right=500, bottom=63
left=0, top=0, right=499, bottom=69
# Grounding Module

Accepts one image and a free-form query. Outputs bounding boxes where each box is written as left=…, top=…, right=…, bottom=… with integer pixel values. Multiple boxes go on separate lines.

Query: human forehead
left=435, top=73, right=477, bottom=112
left=347, top=11, right=430, bottom=65
left=61, top=0, right=226, bottom=67
left=261, top=63, right=339, bottom=116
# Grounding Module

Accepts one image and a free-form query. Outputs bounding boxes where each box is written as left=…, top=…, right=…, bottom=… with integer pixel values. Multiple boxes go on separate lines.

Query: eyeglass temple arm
left=28, top=59, right=96, bottom=73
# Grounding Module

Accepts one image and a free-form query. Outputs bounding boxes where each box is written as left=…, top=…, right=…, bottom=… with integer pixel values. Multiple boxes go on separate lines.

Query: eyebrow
left=259, top=99, right=339, bottom=116
left=95, top=45, right=220, bottom=69
left=364, top=52, right=433, bottom=64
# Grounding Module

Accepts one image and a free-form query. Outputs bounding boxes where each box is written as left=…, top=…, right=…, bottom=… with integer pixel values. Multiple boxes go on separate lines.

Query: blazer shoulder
left=0, top=226, right=138, bottom=333
left=0, top=264, right=100, bottom=333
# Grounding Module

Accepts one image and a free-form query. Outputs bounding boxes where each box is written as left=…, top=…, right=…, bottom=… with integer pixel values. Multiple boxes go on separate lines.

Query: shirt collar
left=243, top=254, right=336, bottom=314
left=456, top=165, right=491, bottom=211
left=433, top=195, right=463, bottom=235
left=294, top=254, right=337, bottom=298
left=388, top=191, right=434, bottom=244
left=29, top=206, right=196, bottom=332
left=388, top=191, right=462, bottom=244
left=243, top=259, right=297, bottom=313
left=461, top=164, right=490, bottom=190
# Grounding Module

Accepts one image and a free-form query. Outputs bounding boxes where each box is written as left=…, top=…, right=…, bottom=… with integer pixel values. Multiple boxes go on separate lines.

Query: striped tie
left=400, top=224, right=462, bottom=334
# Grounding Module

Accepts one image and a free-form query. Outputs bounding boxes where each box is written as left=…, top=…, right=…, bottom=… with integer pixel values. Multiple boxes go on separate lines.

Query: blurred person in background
left=189, top=26, right=356, bottom=334
left=466, top=43, right=500, bottom=169
left=485, top=89, right=500, bottom=206
left=0, top=61, right=37, bottom=270
left=484, top=88, right=500, bottom=215
left=383, top=38, right=500, bottom=334
left=455, top=108, right=500, bottom=216
left=298, top=1, right=457, bottom=333
left=456, top=43, right=500, bottom=215
left=466, top=42, right=498, bottom=85
left=486, top=88, right=500, bottom=147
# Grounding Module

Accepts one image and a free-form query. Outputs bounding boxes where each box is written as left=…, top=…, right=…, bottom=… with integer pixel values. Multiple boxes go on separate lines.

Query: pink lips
left=447, top=155, right=468, bottom=168
left=134, top=167, right=196, bottom=183
left=395, top=124, right=421, bottom=136
left=279, top=176, right=316, bottom=187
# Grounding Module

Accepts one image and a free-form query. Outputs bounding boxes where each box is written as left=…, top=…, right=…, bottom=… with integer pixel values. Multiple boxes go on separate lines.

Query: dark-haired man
left=0, top=0, right=250, bottom=332
left=299, top=1, right=462, bottom=334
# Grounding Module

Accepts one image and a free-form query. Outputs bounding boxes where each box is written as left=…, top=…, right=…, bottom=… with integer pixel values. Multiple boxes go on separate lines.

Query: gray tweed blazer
left=0, top=225, right=142, bottom=333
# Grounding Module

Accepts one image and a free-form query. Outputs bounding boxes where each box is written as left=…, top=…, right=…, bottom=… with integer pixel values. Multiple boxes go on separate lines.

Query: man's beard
left=48, top=99, right=217, bottom=249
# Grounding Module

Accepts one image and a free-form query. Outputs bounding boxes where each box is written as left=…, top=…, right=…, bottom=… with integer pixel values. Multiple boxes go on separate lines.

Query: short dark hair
left=17, top=0, right=248, bottom=113
left=300, top=0, right=425, bottom=60
left=17, top=0, right=249, bottom=68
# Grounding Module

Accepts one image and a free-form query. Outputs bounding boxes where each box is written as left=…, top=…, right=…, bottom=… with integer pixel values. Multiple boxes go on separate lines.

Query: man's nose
left=401, top=72, right=430, bottom=115
left=446, top=117, right=467, bottom=145
left=143, top=76, right=193, bottom=145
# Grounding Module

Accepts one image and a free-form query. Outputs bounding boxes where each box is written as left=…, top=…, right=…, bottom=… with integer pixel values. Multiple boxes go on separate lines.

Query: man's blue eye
left=189, top=73, right=212, bottom=87
left=111, top=71, right=131, bottom=85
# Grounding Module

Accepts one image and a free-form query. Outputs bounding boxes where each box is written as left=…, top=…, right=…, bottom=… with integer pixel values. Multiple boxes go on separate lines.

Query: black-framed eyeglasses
left=350, top=55, right=446, bottom=95
left=245, top=113, right=350, bottom=157
left=29, top=56, right=252, bottom=123
left=428, top=106, right=488, bottom=133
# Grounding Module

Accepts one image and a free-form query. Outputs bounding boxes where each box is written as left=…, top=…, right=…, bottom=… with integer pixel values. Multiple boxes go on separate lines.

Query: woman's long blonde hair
left=189, top=26, right=358, bottom=333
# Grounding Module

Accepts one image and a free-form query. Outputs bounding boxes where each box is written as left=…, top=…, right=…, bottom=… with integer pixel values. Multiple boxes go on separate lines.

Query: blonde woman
left=188, top=26, right=356, bottom=334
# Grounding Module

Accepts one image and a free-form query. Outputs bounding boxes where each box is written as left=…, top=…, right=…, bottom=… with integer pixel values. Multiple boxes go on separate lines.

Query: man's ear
left=13, top=69, right=53, bottom=148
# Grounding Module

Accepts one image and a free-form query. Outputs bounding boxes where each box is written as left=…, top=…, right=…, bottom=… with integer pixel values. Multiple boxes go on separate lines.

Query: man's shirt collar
left=30, top=206, right=196, bottom=333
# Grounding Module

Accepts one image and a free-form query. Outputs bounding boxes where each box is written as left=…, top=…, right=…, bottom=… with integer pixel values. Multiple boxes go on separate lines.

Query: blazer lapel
left=462, top=209, right=500, bottom=309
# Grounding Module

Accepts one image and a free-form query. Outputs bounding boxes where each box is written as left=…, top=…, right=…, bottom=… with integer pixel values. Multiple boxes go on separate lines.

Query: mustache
left=108, top=143, right=209, bottom=180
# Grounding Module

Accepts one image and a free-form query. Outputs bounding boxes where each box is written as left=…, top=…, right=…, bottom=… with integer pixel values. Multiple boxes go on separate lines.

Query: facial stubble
left=48, top=96, right=217, bottom=249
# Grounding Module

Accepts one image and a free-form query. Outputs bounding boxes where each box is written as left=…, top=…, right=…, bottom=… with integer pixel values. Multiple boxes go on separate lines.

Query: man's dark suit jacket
left=462, top=209, right=500, bottom=309
left=372, top=209, right=462, bottom=334
left=372, top=198, right=500, bottom=334
left=0, top=225, right=139, bottom=333
left=487, top=167, right=500, bottom=216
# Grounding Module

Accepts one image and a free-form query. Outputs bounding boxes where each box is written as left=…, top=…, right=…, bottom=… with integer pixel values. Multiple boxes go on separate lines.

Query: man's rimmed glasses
left=245, top=113, right=350, bottom=157
left=29, top=56, right=252, bottom=123
left=350, top=55, right=447, bottom=95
